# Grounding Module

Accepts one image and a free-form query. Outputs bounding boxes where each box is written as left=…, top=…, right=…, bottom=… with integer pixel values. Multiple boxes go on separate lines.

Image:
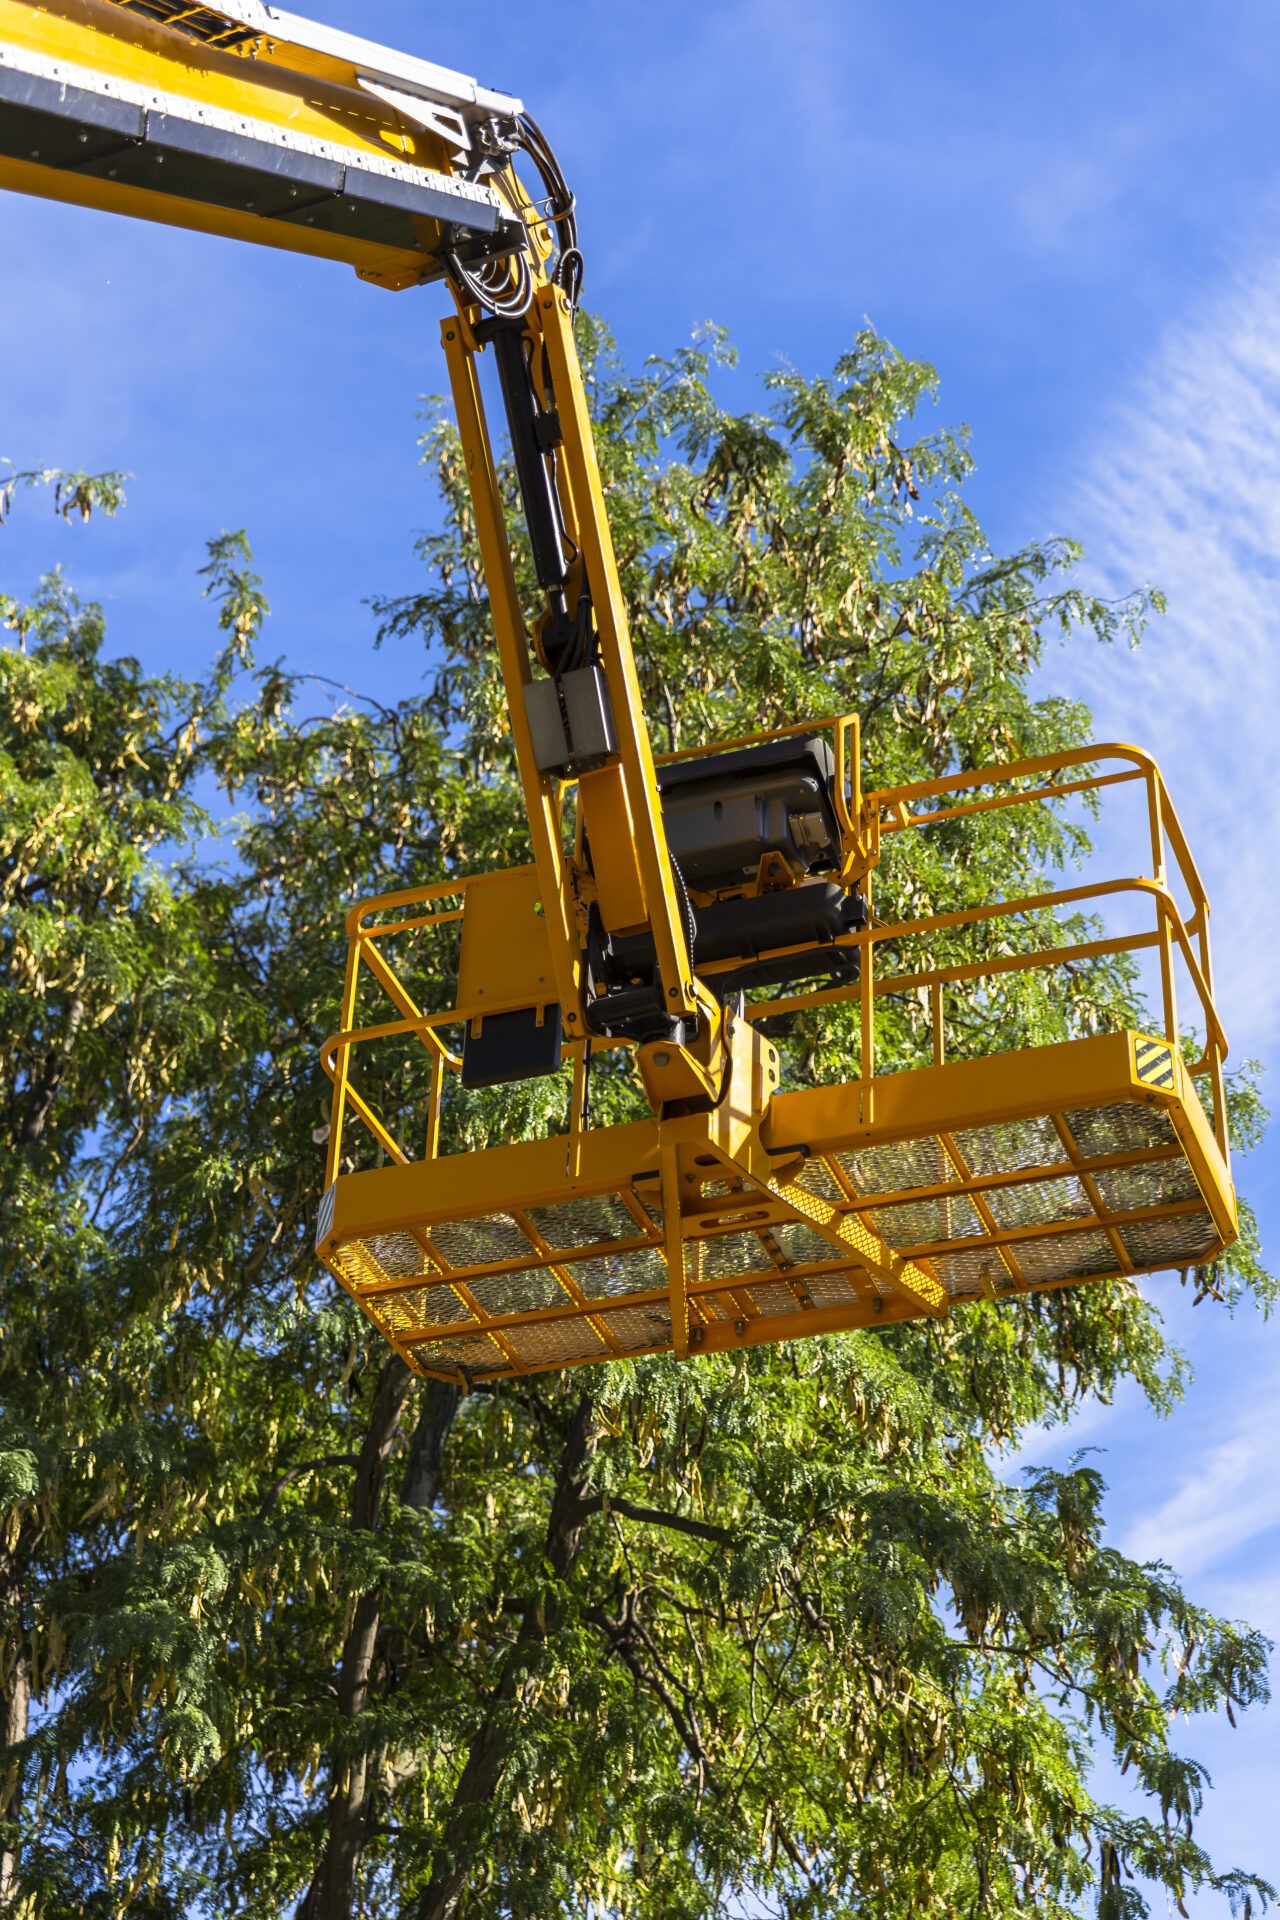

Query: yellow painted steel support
left=0, top=0, right=497, bottom=288
left=440, top=313, right=583, bottom=1025
left=769, top=1178, right=947, bottom=1316
left=324, top=928, right=363, bottom=1190
left=1147, top=775, right=1180, bottom=1048
left=661, top=1139, right=689, bottom=1358
left=536, top=286, right=698, bottom=1019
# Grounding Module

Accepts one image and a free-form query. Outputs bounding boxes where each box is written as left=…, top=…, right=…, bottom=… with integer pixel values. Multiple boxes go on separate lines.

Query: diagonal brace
left=770, top=1178, right=947, bottom=1316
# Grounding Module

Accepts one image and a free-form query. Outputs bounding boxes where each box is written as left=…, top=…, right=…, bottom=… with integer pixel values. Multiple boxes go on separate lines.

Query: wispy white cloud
left=1060, top=260, right=1280, bottom=1060
left=1121, top=1357, right=1280, bottom=1577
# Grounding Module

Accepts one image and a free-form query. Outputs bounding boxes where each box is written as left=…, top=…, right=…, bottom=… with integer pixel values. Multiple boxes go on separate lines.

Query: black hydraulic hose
left=488, top=323, right=570, bottom=592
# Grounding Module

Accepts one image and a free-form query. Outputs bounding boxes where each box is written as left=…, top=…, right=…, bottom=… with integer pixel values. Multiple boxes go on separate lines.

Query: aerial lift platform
left=0, top=0, right=1238, bottom=1386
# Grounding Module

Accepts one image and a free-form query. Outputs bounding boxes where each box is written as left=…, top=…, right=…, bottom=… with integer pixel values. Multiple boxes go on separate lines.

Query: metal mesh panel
left=868, top=1193, right=984, bottom=1246
left=429, top=1213, right=534, bottom=1270
left=596, top=1303, right=673, bottom=1353
left=1120, top=1212, right=1220, bottom=1269
left=930, top=1245, right=1017, bottom=1298
left=804, top=1270, right=861, bottom=1308
left=795, top=1157, right=845, bottom=1202
left=951, top=1115, right=1061, bottom=1178
left=632, top=1183, right=664, bottom=1228
left=523, top=1195, right=642, bottom=1251
left=115, top=1, right=259, bottom=47
left=1064, top=1102, right=1177, bottom=1159
left=1009, top=1231, right=1118, bottom=1286
left=567, top=1246, right=668, bottom=1301
left=366, top=1283, right=473, bottom=1337
left=743, top=1281, right=806, bottom=1317
left=838, top=1135, right=952, bottom=1196
left=1094, top=1160, right=1202, bottom=1213
left=364, top=1231, right=433, bottom=1280
left=773, top=1220, right=846, bottom=1267
left=983, top=1176, right=1093, bottom=1231
left=699, top=1230, right=778, bottom=1279
left=408, top=1331, right=511, bottom=1373
left=466, top=1266, right=569, bottom=1319
left=503, top=1317, right=610, bottom=1366
left=333, top=1241, right=383, bottom=1290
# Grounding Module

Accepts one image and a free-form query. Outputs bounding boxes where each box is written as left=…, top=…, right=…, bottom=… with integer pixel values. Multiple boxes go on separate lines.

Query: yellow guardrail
left=320, top=736, right=1229, bottom=1182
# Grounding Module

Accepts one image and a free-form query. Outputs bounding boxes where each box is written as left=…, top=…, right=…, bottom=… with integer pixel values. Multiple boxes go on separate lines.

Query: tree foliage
left=0, top=323, right=1273, bottom=1920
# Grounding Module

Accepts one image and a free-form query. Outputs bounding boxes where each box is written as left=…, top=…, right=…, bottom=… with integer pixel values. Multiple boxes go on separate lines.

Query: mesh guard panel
left=838, top=1137, right=953, bottom=1195
left=983, top=1176, right=1093, bottom=1232
left=1120, top=1213, right=1220, bottom=1268
left=466, top=1267, right=568, bottom=1319
left=952, top=1116, right=1061, bottom=1178
left=429, top=1213, right=535, bottom=1269
left=870, top=1192, right=985, bottom=1245
left=1064, top=1104, right=1178, bottom=1158
left=523, top=1194, right=645, bottom=1251
left=366, top=1284, right=474, bottom=1336
left=1008, top=1231, right=1118, bottom=1286
left=567, top=1247, right=667, bottom=1300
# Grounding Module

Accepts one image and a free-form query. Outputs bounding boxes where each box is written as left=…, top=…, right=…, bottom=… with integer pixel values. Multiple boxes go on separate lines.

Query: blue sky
left=2, top=0, right=1277, bottom=1906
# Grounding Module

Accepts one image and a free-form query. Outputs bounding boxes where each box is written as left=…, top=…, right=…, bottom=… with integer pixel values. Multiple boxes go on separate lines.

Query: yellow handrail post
left=325, top=935, right=363, bottom=1189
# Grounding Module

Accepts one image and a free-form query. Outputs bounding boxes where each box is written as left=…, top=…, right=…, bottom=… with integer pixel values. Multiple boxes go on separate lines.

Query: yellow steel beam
left=535, top=286, right=698, bottom=1019
left=0, top=0, right=509, bottom=286
left=439, top=314, right=584, bottom=1025
left=661, top=1138, right=689, bottom=1359
left=768, top=1177, right=947, bottom=1316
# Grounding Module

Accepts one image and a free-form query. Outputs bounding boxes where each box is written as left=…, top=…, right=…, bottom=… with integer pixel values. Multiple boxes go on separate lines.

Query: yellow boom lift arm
left=0, top=0, right=1240, bottom=1385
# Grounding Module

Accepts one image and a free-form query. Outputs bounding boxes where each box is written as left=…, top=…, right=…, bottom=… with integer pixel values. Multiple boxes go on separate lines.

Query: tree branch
left=255, top=1455, right=362, bottom=1521
left=574, top=1494, right=735, bottom=1549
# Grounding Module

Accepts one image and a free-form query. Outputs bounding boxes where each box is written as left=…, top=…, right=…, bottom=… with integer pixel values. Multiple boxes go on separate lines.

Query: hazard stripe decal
left=316, top=1182, right=336, bottom=1250
left=1133, top=1036, right=1177, bottom=1090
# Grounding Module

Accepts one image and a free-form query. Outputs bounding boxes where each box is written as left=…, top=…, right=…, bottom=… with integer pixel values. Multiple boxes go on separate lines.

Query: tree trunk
left=411, top=1394, right=598, bottom=1920
left=301, top=1369, right=460, bottom=1920
left=20, top=996, right=85, bottom=1149
left=0, top=1627, right=31, bottom=1910
left=300, top=1357, right=411, bottom=1920
left=401, top=1382, right=461, bottom=1515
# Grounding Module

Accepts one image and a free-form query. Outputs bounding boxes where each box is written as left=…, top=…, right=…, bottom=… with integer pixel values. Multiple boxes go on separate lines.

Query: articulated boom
left=0, top=0, right=1240, bottom=1384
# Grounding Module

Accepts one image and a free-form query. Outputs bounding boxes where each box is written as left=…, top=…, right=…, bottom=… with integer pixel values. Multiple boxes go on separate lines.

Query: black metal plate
left=462, top=1005, right=564, bottom=1089
left=0, top=66, right=499, bottom=250
left=0, top=63, right=143, bottom=171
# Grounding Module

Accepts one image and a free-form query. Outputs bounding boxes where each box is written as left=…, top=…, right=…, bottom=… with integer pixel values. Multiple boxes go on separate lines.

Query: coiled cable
left=445, top=245, right=532, bottom=319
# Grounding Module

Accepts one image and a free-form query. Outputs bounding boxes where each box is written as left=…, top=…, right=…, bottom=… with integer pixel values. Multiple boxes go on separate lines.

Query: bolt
left=652, top=1050, right=670, bottom=1067
left=734, top=1319, right=747, bottom=1337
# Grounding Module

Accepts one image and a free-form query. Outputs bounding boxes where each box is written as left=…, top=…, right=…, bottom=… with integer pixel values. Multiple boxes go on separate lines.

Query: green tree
left=0, top=328, right=1272, bottom=1920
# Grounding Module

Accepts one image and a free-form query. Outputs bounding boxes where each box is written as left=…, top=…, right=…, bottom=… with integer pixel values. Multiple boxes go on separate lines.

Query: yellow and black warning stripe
left=315, top=1182, right=337, bottom=1250
left=1133, top=1035, right=1176, bottom=1091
